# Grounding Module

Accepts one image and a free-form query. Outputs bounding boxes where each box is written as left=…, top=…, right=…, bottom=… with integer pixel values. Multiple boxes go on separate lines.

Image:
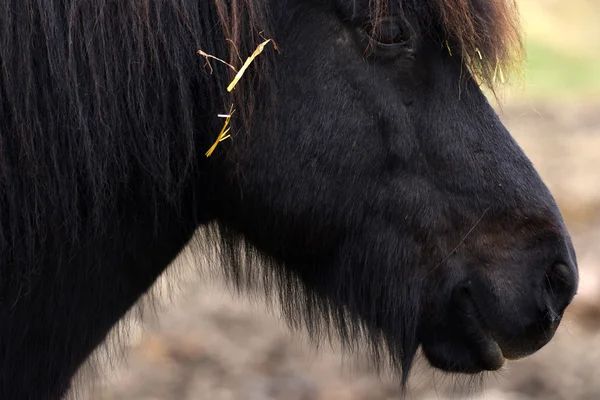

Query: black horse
left=0, top=0, right=578, bottom=398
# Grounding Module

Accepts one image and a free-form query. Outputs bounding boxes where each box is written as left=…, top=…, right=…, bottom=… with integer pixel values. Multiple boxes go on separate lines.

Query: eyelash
left=363, top=18, right=410, bottom=47
left=357, top=17, right=417, bottom=59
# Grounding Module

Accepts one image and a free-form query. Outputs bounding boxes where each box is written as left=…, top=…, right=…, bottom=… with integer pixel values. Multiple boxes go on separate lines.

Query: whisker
left=426, top=207, right=491, bottom=276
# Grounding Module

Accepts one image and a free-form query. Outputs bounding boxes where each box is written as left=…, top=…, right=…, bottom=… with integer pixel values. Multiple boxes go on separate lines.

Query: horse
left=0, top=0, right=578, bottom=398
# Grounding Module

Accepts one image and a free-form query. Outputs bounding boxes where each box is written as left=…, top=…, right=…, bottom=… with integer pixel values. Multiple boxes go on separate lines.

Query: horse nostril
left=544, top=262, right=576, bottom=316
left=544, top=305, right=562, bottom=326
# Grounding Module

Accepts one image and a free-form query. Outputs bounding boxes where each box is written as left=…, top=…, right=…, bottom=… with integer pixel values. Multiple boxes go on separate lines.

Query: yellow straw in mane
left=227, top=38, right=272, bottom=92
left=205, top=104, right=234, bottom=157
left=199, top=38, right=275, bottom=157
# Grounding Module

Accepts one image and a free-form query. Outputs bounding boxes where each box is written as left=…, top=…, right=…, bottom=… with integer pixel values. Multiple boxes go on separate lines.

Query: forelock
left=349, top=0, right=523, bottom=88
left=433, top=0, right=523, bottom=88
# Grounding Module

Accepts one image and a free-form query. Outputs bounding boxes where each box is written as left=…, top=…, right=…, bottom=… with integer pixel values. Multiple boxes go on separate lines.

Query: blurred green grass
left=523, top=40, right=600, bottom=97
left=507, top=0, right=600, bottom=100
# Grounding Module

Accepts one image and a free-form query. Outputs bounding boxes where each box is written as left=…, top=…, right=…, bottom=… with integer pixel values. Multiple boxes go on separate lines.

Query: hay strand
left=206, top=104, right=235, bottom=157
left=445, top=40, right=453, bottom=57
left=199, top=37, right=275, bottom=156
left=197, top=50, right=238, bottom=74
left=227, top=39, right=273, bottom=92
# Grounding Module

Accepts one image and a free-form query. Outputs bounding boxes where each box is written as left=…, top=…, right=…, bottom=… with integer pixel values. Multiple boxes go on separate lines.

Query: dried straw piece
left=206, top=104, right=235, bottom=157
left=445, top=40, right=453, bottom=57
left=492, top=57, right=506, bottom=84
left=199, top=37, right=275, bottom=157
left=227, top=39, right=273, bottom=92
left=197, top=49, right=238, bottom=74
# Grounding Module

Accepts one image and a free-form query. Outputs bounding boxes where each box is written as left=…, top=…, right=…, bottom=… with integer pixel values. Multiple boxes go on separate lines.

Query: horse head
left=208, top=0, right=578, bottom=379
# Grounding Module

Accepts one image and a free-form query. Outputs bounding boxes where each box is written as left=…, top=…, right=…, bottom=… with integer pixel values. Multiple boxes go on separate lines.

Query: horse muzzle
left=419, top=257, right=577, bottom=374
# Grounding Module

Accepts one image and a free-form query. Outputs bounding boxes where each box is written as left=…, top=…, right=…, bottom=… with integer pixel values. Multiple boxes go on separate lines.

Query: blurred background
left=81, top=1, right=600, bottom=399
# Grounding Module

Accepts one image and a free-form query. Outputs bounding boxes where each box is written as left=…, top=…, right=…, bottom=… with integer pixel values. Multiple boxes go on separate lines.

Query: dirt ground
left=76, top=100, right=600, bottom=400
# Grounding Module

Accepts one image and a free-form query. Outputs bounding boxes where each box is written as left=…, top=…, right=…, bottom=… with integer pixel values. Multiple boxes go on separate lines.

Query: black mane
left=0, top=0, right=521, bottom=270
left=1, top=1, right=216, bottom=266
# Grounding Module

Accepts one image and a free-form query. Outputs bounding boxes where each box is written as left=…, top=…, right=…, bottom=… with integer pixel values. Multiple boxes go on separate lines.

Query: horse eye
left=364, top=18, right=410, bottom=47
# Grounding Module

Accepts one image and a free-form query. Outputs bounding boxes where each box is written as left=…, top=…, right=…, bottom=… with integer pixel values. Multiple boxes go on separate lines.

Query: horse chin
left=420, top=333, right=506, bottom=374
left=479, top=336, right=506, bottom=371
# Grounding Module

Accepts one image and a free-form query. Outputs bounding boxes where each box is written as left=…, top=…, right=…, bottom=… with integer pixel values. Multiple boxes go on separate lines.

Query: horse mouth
left=418, top=284, right=558, bottom=374
left=450, top=288, right=556, bottom=371
left=457, top=290, right=506, bottom=371
left=419, top=290, right=505, bottom=373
